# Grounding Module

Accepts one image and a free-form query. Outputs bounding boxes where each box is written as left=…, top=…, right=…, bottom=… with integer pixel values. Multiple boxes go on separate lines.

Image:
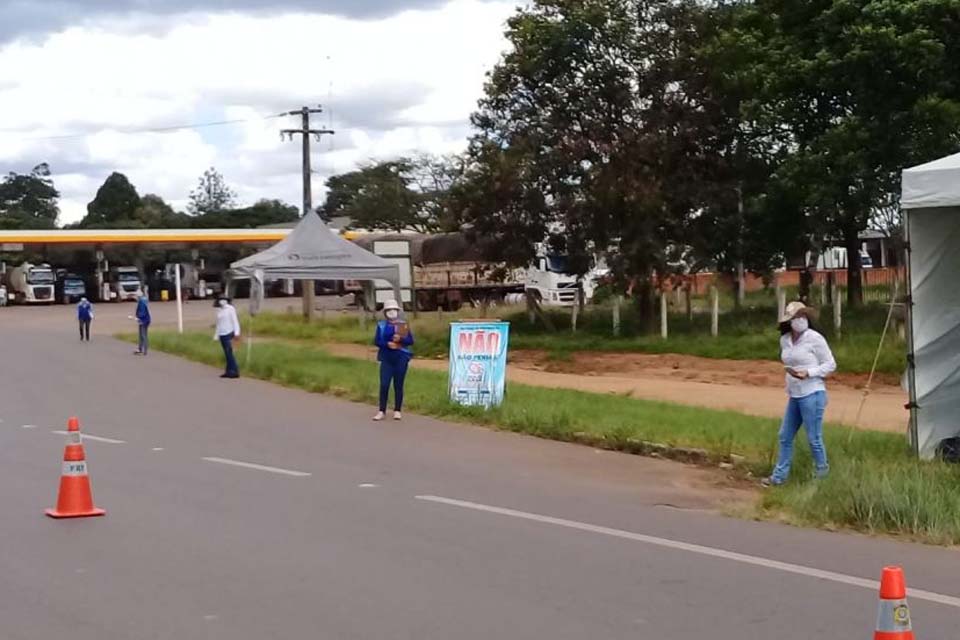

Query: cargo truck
left=108, top=266, right=143, bottom=302
left=350, top=233, right=600, bottom=311
left=6, top=262, right=56, bottom=304
left=55, top=270, right=87, bottom=304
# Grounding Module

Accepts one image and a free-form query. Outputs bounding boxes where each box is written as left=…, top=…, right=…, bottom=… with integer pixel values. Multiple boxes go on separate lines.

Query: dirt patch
left=319, top=342, right=909, bottom=433
left=509, top=350, right=902, bottom=392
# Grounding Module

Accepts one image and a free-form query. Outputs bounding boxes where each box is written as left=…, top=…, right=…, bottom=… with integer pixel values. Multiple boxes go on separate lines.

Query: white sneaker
left=393, top=411, right=402, bottom=421
left=373, top=412, right=385, bottom=421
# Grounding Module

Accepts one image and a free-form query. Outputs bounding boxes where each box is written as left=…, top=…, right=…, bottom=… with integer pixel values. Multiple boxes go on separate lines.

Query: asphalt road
left=1, top=304, right=959, bottom=639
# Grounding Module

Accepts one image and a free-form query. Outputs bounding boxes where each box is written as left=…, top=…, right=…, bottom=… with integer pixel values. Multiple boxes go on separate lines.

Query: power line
left=0, top=112, right=287, bottom=142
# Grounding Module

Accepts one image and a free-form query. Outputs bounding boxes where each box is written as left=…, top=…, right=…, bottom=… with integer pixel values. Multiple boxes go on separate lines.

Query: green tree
left=188, top=167, right=237, bottom=216
left=726, top=0, right=960, bottom=305
left=191, top=199, right=299, bottom=228
left=459, top=0, right=718, bottom=321
left=321, top=159, right=436, bottom=232
left=133, top=194, right=190, bottom=228
left=81, top=172, right=142, bottom=228
left=0, top=163, right=60, bottom=229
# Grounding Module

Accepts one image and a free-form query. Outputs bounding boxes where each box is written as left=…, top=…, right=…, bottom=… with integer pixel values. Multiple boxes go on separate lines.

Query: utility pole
left=281, top=106, right=335, bottom=320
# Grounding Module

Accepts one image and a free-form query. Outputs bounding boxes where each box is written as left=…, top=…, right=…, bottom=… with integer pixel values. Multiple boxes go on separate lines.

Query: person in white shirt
left=213, top=297, right=242, bottom=379
left=764, top=301, right=837, bottom=486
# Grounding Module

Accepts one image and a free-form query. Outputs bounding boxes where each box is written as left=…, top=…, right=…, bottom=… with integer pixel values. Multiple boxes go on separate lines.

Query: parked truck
left=350, top=233, right=601, bottom=311
left=145, top=263, right=215, bottom=301
left=55, top=270, right=87, bottom=304
left=108, top=266, right=143, bottom=302
left=5, top=262, right=56, bottom=304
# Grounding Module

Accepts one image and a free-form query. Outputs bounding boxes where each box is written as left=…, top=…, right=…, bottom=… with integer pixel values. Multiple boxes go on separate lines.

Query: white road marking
left=202, top=457, right=311, bottom=477
left=415, top=495, right=960, bottom=609
left=21, top=424, right=37, bottom=429
left=358, top=483, right=380, bottom=488
left=52, top=430, right=125, bottom=444
left=152, top=447, right=165, bottom=452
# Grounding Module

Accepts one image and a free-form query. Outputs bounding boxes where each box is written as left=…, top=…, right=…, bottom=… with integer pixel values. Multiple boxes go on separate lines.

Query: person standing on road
left=764, top=301, right=836, bottom=487
left=77, top=297, right=93, bottom=342
left=213, top=297, right=241, bottom=379
left=134, top=294, right=151, bottom=355
left=373, top=299, right=414, bottom=421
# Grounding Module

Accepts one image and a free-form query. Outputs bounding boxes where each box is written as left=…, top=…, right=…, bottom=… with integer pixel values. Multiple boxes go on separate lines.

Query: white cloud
left=0, top=0, right=515, bottom=223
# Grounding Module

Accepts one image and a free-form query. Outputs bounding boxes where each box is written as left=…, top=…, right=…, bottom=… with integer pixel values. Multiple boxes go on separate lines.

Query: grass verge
left=245, top=304, right=905, bottom=376
left=132, top=330, right=960, bottom=546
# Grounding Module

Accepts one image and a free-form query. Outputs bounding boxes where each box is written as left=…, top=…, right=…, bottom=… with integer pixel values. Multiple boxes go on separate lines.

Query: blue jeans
left=220, top=333, right=239, bottom=376
left=379, top=356, right=409, bottom=412
left=771, top=391, right=829, bottom=484
left=138, top=324, right=149, bottom=354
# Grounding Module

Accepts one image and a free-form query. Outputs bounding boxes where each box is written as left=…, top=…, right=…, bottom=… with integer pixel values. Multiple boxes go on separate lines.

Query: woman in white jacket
left=213, top=297, right=241, bottom=379
left=763, top=301, right=836, bottom=486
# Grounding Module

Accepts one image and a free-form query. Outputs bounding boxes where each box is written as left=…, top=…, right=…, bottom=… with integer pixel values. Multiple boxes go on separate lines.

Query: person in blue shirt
left=77, top=297, right=94, bottom=342
left=373, top=299, right=414, bottom=421
left=134, top=294, right=151, bottom=355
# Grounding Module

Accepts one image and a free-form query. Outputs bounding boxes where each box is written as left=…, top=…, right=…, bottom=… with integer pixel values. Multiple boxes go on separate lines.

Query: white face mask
left=385, top=309, right=399, bottom=320
left=219, top=299, right=228, bottom=308
left=790, top=317, right=809, bottom=334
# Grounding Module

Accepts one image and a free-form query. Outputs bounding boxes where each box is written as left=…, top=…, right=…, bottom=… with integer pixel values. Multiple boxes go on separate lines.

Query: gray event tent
left=901, top=151, right=960, bottom=458
left=228, top=211, right=401, bottom=314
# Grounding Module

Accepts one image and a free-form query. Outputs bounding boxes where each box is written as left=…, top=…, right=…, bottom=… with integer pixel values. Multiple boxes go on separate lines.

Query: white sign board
left=373, top=240, right=414, bottom=305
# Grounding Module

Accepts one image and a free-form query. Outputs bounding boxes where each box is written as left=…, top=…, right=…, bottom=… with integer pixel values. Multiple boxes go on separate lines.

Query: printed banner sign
left=448, top=322, right=510, bottom=408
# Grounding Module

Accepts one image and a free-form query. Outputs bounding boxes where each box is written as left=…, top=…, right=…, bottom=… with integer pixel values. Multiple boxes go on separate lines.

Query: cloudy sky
left=0, top=0, right=519, bottom=224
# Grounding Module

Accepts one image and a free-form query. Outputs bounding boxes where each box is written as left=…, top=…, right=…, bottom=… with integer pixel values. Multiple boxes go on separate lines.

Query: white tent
left=901, top=152, right=960, bottom=458
left=228, top=212, right=401, bottom=312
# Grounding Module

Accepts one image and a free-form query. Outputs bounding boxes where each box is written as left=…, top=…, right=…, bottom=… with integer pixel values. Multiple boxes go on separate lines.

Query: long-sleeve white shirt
left=214, top=304, right=241, bottom=338
left=780, top=329, right=836, bottom=398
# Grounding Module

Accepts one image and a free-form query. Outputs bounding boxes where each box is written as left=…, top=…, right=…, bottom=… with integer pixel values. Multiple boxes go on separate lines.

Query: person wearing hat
left=764, top=301, right=837, bottom=486
left=213, top=296, right=242, bottom=379
left=77, top=296, right=94, bottom=342
left=373, top=299, right=415, bottom=421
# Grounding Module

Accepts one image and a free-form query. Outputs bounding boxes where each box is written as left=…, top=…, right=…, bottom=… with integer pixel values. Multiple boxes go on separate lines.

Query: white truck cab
left=524, top=250, right=607, bottom=307
left=7, top=262, right=56, bottom=304
left=109, top=266, right=143, bottom=302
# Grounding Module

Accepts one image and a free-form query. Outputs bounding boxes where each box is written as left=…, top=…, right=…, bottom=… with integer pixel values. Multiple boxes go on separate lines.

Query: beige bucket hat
left=780, top=300, right=814, bottom=323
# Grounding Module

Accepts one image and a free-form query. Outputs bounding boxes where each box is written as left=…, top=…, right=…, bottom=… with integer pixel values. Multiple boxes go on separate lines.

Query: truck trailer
left=350, top=233, right=598, bottom=311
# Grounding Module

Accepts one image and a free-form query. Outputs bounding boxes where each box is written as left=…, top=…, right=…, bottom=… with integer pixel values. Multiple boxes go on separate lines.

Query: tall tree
left=80, top=172, right=141, bottom=228
left=321, top=159, right=437, bottom=233
left=726, top=0, right=960, bottom=306
left=408, top=154, right=464, bottom=232
left=0, top=163, right=60, bottom=229
left=459, top=0, right=717, bottom=322
left=188, top=167, right=237, bottom=216
left=191, top=199, right=299, bottom=228
left=133, top=194, right=190, bottom=228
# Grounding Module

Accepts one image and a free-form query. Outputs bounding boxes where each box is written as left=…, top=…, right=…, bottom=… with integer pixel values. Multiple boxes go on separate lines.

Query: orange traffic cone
left=875, top=566, right=914, bottom=639
left=45, top=417, right=106, bottom=519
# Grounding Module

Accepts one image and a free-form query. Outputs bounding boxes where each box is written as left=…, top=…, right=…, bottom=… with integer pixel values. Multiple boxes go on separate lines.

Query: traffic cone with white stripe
left=45, top=417, right=105, bottom=519
left=875, top=566, right=914, bottom=639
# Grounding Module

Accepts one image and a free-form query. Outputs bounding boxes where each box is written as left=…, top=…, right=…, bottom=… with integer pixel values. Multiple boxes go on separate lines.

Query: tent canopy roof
left=230, top=212, right=400, bottom=283
left=902, top=152, right=960, bottom=209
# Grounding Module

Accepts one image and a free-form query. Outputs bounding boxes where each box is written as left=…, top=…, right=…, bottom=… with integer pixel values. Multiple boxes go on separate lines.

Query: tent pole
left=903, top=208, right=920, bottom=458
left=302, top=280, right=316, bottom=320
left=175, top=263, right=183, bottom=335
